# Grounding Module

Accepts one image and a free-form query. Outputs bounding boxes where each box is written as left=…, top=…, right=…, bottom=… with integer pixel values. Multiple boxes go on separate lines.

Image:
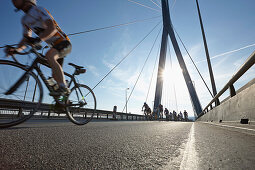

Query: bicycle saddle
left=68, top=63, right=84, bottom=69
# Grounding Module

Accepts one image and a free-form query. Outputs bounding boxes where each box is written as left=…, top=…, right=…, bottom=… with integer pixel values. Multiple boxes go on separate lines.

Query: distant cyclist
left=158, top=104, right=163, bottom=119
left=142, top=102, right=149, bottom=115
left=164, top=108, right=169, bottom=121
left=5, top=0, right=72, bottom=96
left=184, top=110, right=188, bottom=121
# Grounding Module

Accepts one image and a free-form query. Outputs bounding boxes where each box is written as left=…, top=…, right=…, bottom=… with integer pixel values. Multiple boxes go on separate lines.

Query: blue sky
left=1, top=0, right=255, bottom=117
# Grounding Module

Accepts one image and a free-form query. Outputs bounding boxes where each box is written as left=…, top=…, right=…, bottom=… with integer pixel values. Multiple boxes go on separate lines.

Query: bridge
left=0, top=0, right=255, bottom=169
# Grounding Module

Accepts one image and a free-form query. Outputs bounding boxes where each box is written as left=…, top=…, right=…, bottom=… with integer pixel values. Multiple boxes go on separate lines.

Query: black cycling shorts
left=52, top=40, right=72, bottom=58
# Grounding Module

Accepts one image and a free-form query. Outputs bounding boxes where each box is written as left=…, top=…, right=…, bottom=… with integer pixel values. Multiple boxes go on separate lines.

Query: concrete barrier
left=197, top=82, right=255, bottom=123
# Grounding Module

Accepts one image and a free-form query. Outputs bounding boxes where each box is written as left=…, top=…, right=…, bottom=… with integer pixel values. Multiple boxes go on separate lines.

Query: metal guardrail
left=0, top=98, right=146, bottom=121
left=199, top=50, right=255, bottom=118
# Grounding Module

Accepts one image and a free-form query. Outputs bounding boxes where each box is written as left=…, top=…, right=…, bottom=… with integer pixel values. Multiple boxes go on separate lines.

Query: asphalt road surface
left=0, top=120, right=254, bottom=169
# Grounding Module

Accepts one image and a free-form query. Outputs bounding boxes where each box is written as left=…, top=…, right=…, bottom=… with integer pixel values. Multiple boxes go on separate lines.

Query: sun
left=162, top=65, right=184, bottom=87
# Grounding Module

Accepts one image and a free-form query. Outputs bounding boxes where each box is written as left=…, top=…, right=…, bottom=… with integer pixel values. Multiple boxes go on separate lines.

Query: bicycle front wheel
left=0, top=60, right=43, bottom=128
left=66, top=84, right=96, bottom=125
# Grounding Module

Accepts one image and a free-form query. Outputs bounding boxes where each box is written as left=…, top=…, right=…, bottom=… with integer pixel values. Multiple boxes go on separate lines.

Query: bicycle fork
left=5, top=58, right=39, bottom=95
left=5, top=72, right=30, bottom=95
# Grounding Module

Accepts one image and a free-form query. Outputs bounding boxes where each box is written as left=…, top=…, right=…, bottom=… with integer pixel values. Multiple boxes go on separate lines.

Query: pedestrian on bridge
left=113, top=106, right=117, bottom=120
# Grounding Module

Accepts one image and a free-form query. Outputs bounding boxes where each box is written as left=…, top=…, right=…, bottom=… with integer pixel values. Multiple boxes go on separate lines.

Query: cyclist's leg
left=46, top=40, right=72, bottom=87
left=57, top=58, right=64, bottom=67
left=45, top=48, right=65, bottom=85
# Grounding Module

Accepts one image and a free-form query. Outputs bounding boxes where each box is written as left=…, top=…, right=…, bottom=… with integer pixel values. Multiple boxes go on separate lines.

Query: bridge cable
left=145, top=43, right=161, bottom=103
left=67, top=15, right=161, bottom=36
left=196, top=43, right=255, bottom=64
left=0, top=16, right=161, bottom=48
left=127, top=0, right=161, bottom=12
left=172, top=26, right=214, bottom=98
left=167, top=38, right=178, bottom=112
left=150, top=0, right=162, bottom=9
left=91, top=21, right=162, bottom=91
left=171, top=0, right=177, bottom=10
left=122, top=26, right=162, bottom=113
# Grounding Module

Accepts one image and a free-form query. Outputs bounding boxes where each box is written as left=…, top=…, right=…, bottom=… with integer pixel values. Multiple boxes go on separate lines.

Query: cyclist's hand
left=25, top=37, right=41, bottom=45
left=4, top=46, right=17, bottom=57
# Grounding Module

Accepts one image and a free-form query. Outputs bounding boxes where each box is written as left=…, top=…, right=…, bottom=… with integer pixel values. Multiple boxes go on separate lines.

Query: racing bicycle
left=0, top=44, right=96, bottom=128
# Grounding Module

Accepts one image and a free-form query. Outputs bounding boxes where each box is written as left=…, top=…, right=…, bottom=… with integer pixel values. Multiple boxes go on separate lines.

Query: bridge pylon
left=153, top=0, right=202, bottom=117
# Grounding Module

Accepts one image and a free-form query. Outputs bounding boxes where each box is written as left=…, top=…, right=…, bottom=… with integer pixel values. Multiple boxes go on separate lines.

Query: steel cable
left=0, top=16, right=161, bottom=48
left=67, top=16, right=161, bottom=36
left=150, top=0, right=161, bottom=9
left=167, top=38, right=178, bottom=112
left=91, top=21, right=162, bottom=91
left=145, top=43, right=161, bottom=103
left=172, top=26, right=214, bottom=98
left=128, top=0, right=161, bottom=12
left=122, top=26, right=162, bottom=112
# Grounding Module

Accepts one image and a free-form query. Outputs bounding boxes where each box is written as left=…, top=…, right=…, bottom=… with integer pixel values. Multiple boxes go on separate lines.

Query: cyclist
left=164, top=108, right=169, bottom=121
left=5, top=0, right=72, bottom=96
left=142, top=102, right=149, bottom=115
left=184, top=110, right=188, bottom=121
left=158, top=104, right=163, bottom=119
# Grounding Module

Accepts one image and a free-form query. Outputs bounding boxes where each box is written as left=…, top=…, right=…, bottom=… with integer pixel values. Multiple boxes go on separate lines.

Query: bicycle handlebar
left=3, top=44, right=45, bottom=64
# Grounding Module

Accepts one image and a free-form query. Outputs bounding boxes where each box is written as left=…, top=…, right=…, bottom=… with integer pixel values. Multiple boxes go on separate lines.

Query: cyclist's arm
left=38, top=19, right=57, bottom=42
left=16, top=25, right=32, bottom=52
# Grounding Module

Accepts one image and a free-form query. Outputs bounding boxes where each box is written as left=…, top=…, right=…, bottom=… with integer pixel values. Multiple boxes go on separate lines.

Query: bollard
left=48, top=110, right=51, bottom=119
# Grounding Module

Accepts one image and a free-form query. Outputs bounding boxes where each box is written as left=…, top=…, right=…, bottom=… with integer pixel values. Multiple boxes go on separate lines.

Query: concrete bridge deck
left=0, top=120, right=254, bottom=169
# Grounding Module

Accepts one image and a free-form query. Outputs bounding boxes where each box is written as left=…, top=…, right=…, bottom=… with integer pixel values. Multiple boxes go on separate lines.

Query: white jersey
left=22, top=6, right=69, bottom=45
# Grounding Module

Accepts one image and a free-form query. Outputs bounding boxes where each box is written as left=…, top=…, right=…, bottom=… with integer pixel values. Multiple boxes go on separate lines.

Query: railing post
left=215, top=99, right=220, bottom=106
left=210, top=105, right=213, bottom=110
left=97, top=113, right=99, bottom=119
left=127, top=114, right=128, bottom=120
left=107, top=113, right=108, bottom=119
left=47, top=110, right=51, bottom=119
left=229, top=84, right=236, bottom=97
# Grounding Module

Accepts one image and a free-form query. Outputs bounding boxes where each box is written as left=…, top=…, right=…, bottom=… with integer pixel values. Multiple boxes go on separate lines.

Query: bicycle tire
left=66, top=84, right=96, bottom=125
left=0, top=60, right=43, bottom=128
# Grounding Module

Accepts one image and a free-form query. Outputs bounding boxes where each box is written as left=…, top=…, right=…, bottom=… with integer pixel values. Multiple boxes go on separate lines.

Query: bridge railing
left=199, top=50, right=255, bottom=118
left=0, top=98, right=146, bottom=121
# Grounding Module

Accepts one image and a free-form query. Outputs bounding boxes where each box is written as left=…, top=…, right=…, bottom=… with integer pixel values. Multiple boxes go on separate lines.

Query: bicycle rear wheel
left=0, top=60, right=43, bottom=128
left=66, top=84, right=96, bottom=125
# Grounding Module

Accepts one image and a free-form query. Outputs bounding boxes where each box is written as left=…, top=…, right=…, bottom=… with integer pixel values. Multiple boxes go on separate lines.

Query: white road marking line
left=179, top=123, right=199, bottom=170
left=202, top=122, right=255, bottom=132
